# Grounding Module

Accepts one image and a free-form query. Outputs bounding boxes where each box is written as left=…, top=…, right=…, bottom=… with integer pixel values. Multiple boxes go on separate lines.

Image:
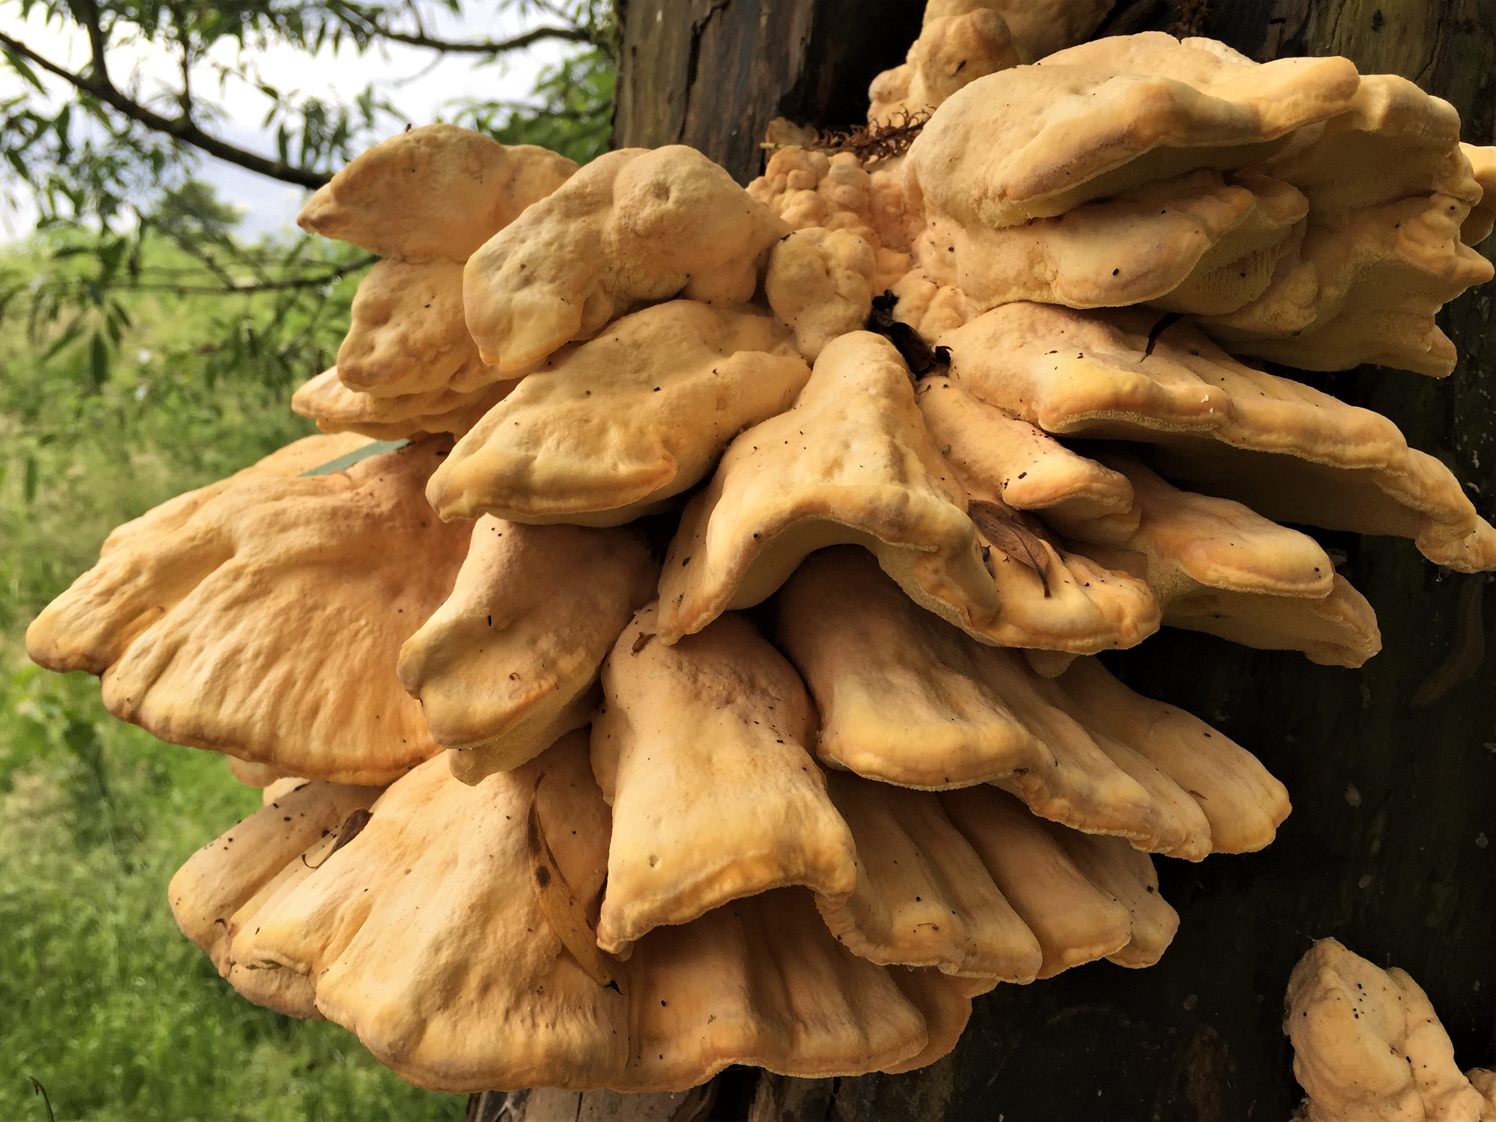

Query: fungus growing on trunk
left=1285, top=939, right=1496, bottom=1121
left=24, top=5, right=1496, bottom=1102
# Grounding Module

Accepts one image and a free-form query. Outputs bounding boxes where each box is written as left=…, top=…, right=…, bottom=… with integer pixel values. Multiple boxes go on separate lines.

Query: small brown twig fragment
left=763, top=110, right=931, bottom=165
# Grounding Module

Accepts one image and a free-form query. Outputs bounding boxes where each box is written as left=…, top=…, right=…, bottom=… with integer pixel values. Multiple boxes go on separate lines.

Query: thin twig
left=0, top=28, right=330, bottom=188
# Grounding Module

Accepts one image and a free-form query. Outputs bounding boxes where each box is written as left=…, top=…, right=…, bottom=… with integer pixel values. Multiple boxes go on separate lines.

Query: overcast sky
left=0, top=3, right=565, bottom=240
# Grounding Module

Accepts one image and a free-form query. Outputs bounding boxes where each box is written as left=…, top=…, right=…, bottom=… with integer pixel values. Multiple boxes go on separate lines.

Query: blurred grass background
left=0, top=231, right=465, bottom=1121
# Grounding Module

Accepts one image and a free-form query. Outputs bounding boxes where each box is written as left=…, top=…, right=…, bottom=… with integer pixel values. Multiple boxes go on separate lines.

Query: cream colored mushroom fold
left=819, top=774, right=1179, bottom=983
left=916, top=377, right=1136, bottom=542
left=424, top=302, right=810, bottom=525
left=169, top=778, right=383, bottom=1018
left=943, top=303, right=1496, bottom=573
left=591, top=606, right=857, bottom=956
left=903, top=34, right=1360, bottom=232
left=397, top=517, right=658, bottom=783
left=336, top=258, right=495, bottom=398
left=657, top=330, right=1159, bottom=654
left=1061, top=454, right=1381, bottom=667
left=911, top=167, right=1310, bottom=316
left=26, top=435, right=472, bottom=785
left=292, top=367, right=515, bottom=441
left=463, top=146, right=790, bottom=373
left=231, top=732, right=970, bottom=1091
left=1286, top=938, right=1496, bottom=1122
left=777, top=548, right=1290, bottom=857
left=296, top=124, right=577, bottom=260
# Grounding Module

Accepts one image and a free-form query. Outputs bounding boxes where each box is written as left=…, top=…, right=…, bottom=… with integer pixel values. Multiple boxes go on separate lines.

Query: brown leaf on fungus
left=866, top=290, right=951, bottom=376
left=302, top=808, right=373, bottom=870
left=968, top=500, right=1054, bottom=597
left=527, top=778, right=618, bottom=990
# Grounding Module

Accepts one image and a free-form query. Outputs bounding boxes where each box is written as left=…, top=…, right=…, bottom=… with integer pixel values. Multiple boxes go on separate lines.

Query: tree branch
left=0, top=29, right=331, bottom=189
left=119, top=257, right=375, bottom=295
left=361, top=23, right=596, bottom=55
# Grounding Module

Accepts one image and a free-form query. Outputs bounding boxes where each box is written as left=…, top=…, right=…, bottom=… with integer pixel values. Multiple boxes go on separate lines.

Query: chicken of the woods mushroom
left=26, top=0, right=1496, bottom=1103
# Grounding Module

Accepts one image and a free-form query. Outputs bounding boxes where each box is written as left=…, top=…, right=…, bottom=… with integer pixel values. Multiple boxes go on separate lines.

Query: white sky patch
left=0, top=2, right=567, bottom=240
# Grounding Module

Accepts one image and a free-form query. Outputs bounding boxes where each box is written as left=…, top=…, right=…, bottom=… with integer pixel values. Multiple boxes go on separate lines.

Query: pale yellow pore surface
left=916, top=376, right=1136, bottom=540
left=816, top=771, right=1045, bottom=982
left=1251, top=74, right=1472, bottom=217
left=621, top=888, right=935, bottom=1088
left=463, top=146, right=790, bottom=373
left=397, top=517, right=658, bottom=781
left=590, top=606, right=857, bottom=957
left=777, top=548, right=1277, bottom=860
left=911, top=167, right=1308, bottom=315
left=336, top=258, right=495, bottom=398
left=940, top=786, right=1133, bottom=979
left=297, top=124, right=577, bottom=259
left=1063, top=454, right=1383, bottom=668
left=425, top=302, right=810, bottom=526
left=944, top=303, right=1496, bottom=573
left=169, top=779, right=382, bottom=1017
left=656, top=331, right=1157, bottom=654
left=1461, top=144, right=1496, bottom=246
left=1054, top=658, right=1290, bottom=854
left=903, top=34, right=1360, bottom=230
left=240, top=737, right=941, bottom=1091
left=1190, top=77, right=1490, bottom=374
left=26, top=436, right=473, bottom=785
left=291, top=367, right=515, bottom=441
left=1286, top=938, right=1488, bottom=1122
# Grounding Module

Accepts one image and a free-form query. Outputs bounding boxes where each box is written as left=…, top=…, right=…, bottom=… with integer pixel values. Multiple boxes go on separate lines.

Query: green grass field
left=0, top=234, right=465, bottom=1121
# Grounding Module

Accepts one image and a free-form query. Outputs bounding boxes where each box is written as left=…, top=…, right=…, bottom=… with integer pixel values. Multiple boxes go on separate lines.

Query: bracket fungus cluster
left=1285, top=940, right=1496, bottom=1121
left=25, top=1, right=1496, bottom=1100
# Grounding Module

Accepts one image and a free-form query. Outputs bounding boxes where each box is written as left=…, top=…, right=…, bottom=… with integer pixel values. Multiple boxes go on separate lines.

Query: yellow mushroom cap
left=943, top=303, right=1496, bottom=572
left=425, top=301, right=810, bottom=526
left=336, top=258, right=497, bottom=399
left=905, top=34, right=1360, bottom=230
left=291, top=367, right=516, bottom=442
left=1286, top=938, right=1488, bottom=1122
left=398, top=517, right=658, bottom=782
left=297, top=124, right=577, bottom=259
left=592, top=605, right=857, bottom=956
left=463, top=146, right=790, bottom=374
left=228, top=733, right=962, bottom=1091
left=26, top=435, right=472, bottom=784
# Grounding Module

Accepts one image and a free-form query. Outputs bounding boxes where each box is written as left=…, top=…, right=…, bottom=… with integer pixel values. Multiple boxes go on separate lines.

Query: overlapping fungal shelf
left=25, top=0, right=1496, bottom=1096
left=1285, top=939, right=1496, bottom=1121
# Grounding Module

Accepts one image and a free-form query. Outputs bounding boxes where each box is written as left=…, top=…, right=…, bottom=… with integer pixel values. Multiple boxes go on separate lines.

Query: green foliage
left=458, top=46, right=616, bottom=164
left=0, top=6, right=620, bottom=1115
left=0, top=221, right=458, bottom=1117
left=0, top=664, right=465, bottom=1122
left=0, top=224, right=363, bottom=633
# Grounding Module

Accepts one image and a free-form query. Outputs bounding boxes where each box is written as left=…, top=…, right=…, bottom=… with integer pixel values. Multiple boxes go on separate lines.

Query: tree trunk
left=535, top=3, right=1496, bottom=1117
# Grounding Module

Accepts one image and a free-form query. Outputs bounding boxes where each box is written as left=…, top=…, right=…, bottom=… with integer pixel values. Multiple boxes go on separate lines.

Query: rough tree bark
left=478, top=3, right=1496, bottom=1117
